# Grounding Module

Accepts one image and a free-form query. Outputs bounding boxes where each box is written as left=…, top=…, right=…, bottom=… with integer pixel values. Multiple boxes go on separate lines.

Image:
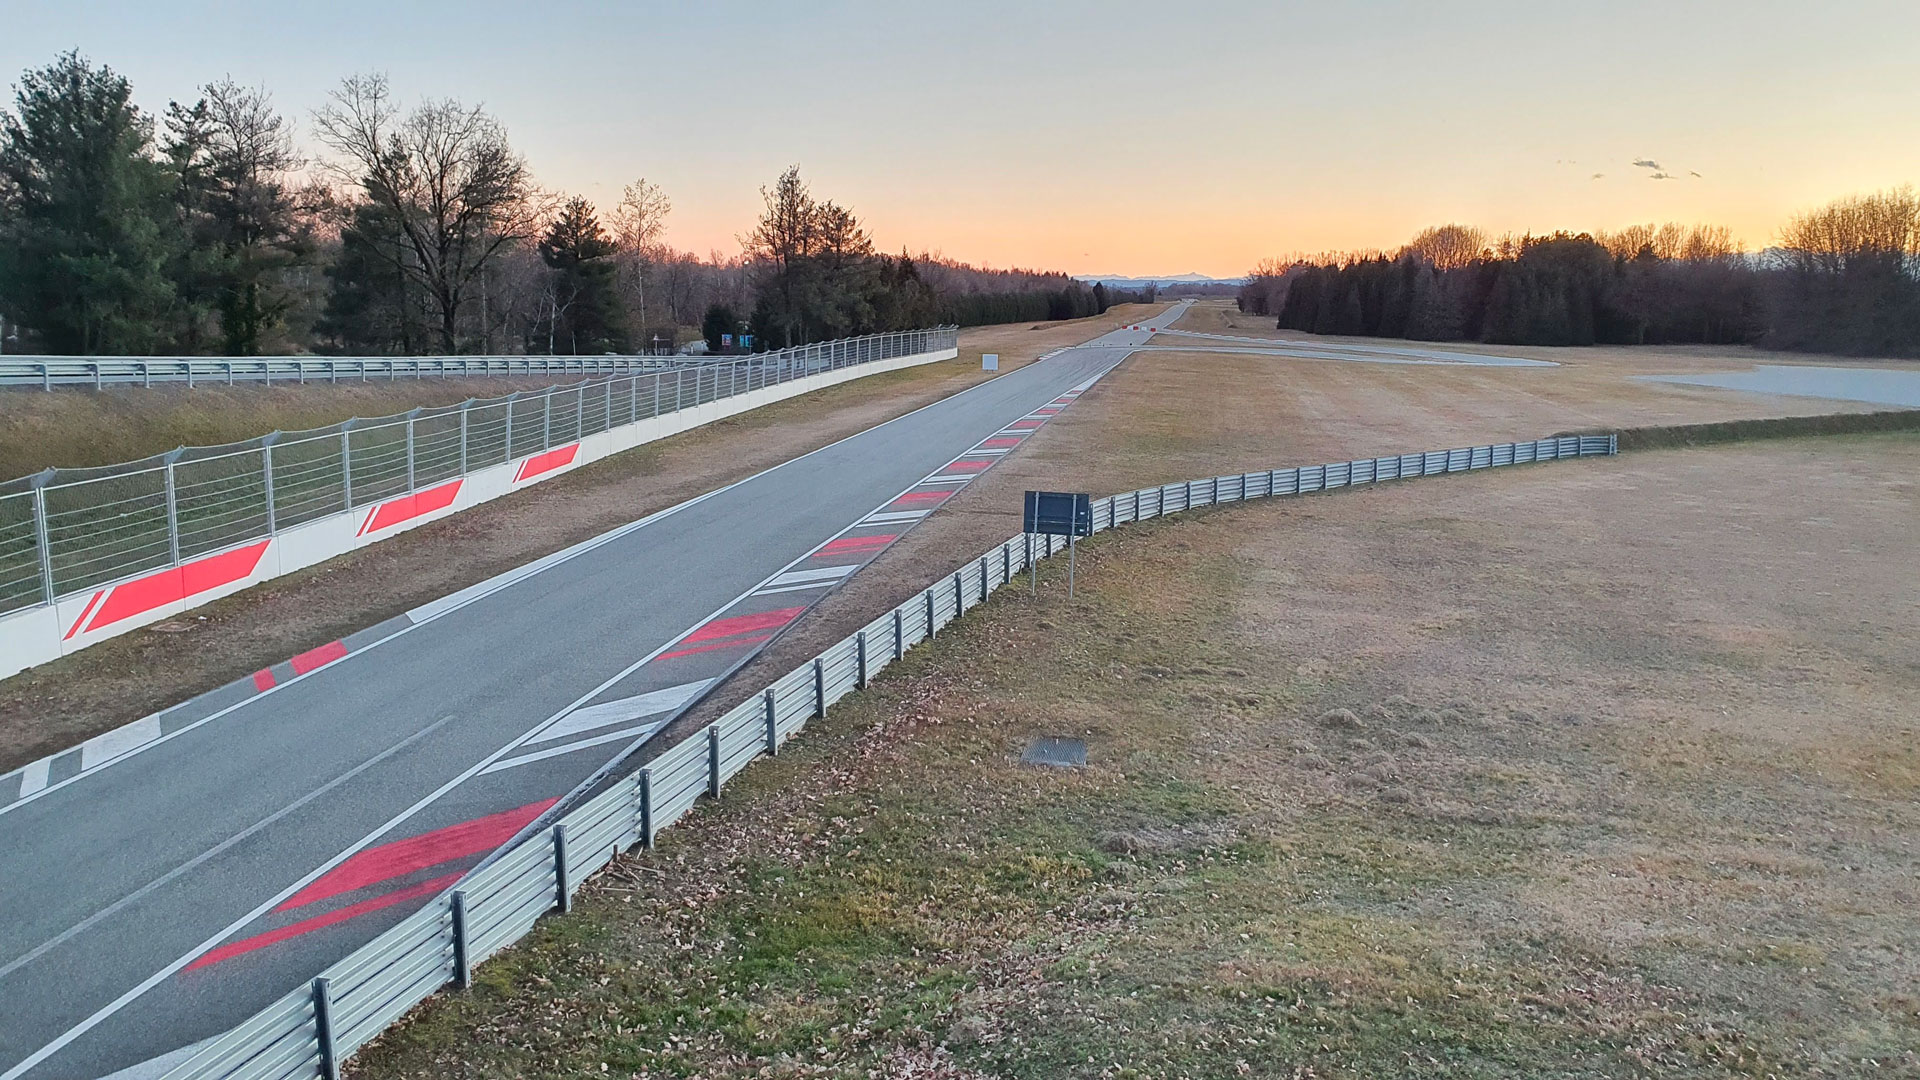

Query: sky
left=3, top=0, right=1917, bottom=278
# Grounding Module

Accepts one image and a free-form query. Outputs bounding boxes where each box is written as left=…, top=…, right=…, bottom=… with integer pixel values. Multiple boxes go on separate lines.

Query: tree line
left=1239, top=190, right=1920, bottom=356
left=0, top=53, right=1128, bottom=358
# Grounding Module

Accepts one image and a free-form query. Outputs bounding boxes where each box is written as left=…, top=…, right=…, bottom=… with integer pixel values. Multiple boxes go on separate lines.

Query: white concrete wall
left=0, top=345, right=957, bottom=680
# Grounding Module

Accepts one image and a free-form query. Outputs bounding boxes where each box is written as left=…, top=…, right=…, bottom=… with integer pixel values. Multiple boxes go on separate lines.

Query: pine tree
left=0, top=52, right=177, bottom=353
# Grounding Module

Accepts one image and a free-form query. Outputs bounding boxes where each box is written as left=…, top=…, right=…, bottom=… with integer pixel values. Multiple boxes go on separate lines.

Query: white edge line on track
left=1, top=327, right=1163, bottom=1079
left=0, top=322, right=1162, bottom=816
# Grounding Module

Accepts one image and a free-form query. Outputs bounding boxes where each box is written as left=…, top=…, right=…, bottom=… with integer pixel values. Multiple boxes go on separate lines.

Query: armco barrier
left=0, top=352, right=705, bottom=389
left=151, top=432, right=1615, bottom=1080
left=0, top=329, right=958, bottom=680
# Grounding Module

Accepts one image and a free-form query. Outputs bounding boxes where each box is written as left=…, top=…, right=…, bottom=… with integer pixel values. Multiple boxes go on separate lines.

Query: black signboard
left=1024, top=490, right=1092, bottom=537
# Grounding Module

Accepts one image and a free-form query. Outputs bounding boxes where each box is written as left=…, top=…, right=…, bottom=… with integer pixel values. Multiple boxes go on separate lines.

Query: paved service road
left=0, top=305, right=1185, bottom=1080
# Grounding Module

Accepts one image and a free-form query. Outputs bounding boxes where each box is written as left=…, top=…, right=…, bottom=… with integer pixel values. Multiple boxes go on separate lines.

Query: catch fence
left=155, top=432, right=1615, bottom=1080
left=0, top=329, right=958, bottom=618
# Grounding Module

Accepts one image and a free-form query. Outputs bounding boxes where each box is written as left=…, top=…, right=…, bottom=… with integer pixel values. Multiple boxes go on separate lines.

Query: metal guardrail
left=0, top=353, right=712, bottom=390
left=0, top=329, right=959, bottom=619
left=153, top=432, right=1617, bottom=1080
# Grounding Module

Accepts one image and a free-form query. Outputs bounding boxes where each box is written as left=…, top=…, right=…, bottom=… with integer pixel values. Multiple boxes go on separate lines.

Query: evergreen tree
left=538, top=197, right=628, bottom=354
left=0, top=51, right=177, bottom=353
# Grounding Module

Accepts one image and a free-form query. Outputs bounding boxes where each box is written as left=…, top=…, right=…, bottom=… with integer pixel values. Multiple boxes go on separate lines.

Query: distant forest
left=1238, top=189, right=1920, bottom=357
left=0, top=53, right=1145, bottom=358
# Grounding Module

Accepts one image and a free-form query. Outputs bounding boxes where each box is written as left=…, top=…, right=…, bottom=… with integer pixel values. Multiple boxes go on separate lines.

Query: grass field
left=350, top=431, right=1920, bottom=1079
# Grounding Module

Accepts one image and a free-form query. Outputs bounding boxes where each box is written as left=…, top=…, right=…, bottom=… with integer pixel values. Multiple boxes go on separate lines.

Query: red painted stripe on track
left=1007, top=419, right=1043, bottom=430
left=815, top=534, right=897, bottom=556
left=895, top=490, right=952, bottom=505
left=682, top=607, right=806, bottom=645
left=656, top=632, right=776, bottom=661
left=279, top=798, right=557, bottom=911
left=289, top=640, right=348, bottom=676
left=944, top=460, right=991, bottom=472
left=251, top=669, right=276, bottom=693
left=188, top=872, right=465, bottom=971
left=980, top=437, right=1022, bottom=450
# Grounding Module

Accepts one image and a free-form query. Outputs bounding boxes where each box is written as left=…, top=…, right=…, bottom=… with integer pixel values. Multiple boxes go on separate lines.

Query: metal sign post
left=1023, top=490, right=1093, bottom=600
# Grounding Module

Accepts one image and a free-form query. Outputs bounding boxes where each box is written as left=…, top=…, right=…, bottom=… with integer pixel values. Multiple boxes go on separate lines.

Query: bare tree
left=312, top=74, right=537, bottom=352
left=610, top=177, right=670, bottom=330
left=1778, top=186, right=1920, bottom=275
left=1401, top=224, right=1488, bottom=270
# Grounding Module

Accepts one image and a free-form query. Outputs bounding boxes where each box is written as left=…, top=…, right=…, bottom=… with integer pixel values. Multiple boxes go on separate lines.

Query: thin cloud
left=1648, top=171, right=1675, bottom=180
left=1689, top=170, right=1703, bottom=178
left=1632, top=158, right=1662, bottom=170
left=1590, top=172, right=1605, bottom=180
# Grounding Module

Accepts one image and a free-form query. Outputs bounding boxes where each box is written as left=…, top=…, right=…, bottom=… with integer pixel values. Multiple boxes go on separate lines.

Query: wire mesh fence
left=0, top=329, right=957, bottom=617
left=152, top=432, right=1616, bottom=1080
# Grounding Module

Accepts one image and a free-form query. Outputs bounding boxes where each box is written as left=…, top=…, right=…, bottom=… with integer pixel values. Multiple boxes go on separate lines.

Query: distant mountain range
left=1075, top=273, right=1247, bottom=287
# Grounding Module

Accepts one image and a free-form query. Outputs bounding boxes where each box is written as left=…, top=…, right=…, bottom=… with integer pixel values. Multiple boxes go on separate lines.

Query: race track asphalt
left=0, top=307, right=1184, bottom=1080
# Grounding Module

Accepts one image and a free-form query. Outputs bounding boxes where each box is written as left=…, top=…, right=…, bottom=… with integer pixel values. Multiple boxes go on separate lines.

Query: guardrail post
left=954, top=571, right=964, bottom=614
left=312, top=977, right=339, bottom=1080
left=261, top=433, right=280, bottom=535
left=450, top=891, right=471, bottom=989
left=980, top=556, right=989, bottom=602
left=856, top=631, right=868, bottom=688
left=162, top=449, right=183, bottom=566
left=30, top=474, right=54, bottom=604
left=1184, top=479, right=1193, bottom=509
left=764, top=688, right=778, bottom=754
left=553, top=824, right=571, bottom=913
left=638, top=768, right=653, bottom=848
left=926, top=589, right=937, bottom=637
left=813, top=657, right=825, bottom=717
left=707, top=725, right=722, bottom=797
left=893, top=608, right=904, bottom=660
left=1132, top=489, right=1141, bottom=521
left=1002, top=542, right=1011, bottom=585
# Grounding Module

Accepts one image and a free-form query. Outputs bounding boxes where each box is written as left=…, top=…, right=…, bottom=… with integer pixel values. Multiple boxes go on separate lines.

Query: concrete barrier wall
left=0, top=345, right=957, bottom=681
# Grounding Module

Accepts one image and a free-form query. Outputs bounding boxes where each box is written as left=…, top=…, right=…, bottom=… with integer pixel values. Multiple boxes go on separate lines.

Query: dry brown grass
left=352, top=428, right=1920, bottom=1079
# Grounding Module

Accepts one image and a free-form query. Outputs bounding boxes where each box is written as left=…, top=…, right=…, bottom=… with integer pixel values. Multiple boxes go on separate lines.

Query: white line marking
left=482, top=722, right=673, bottom=774
left=763, top=564, right=856, bottom=588
left=79, top=715, right=161, bottom=770
left=753, top=580, right=838, bottom=596
left=529, top=680, right=713, bottom=745
left=16, top=759, right=48, bottom=798
left=862, top=510, right=930, bottom=524
left=921, top=474, right=978, bottom=484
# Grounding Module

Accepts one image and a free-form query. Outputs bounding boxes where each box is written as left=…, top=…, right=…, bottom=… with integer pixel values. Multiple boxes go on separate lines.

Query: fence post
left=1002, top=542, right=1010, bottom=585
left=639, top=768, right=653, bottom=848
left=926, top=589, right=936, bottom=637
left=980, top=556, right=989, bottom=602
left=312, top=977, right=339, bottom=1080
left=542, top=387, right=554, bottom=450
left=261, top=433, right=280, bottom=535
left=458, top=401, right=471, bottom=475
left=954, top=571, right=964, bottom=614
left=893, top=608, right=904, bottom=660
left=404, top=408, right=421, bottom=491
left=856, top=631, right=868, bottom=688
left=450, top=891, right=471, bottom=989
left=707, top=725, right=721, bottom=798
left=813, top=657, right=825, bottom=717
left=553, top=824, right=571, bottom=913
left=162, top=449, right=184, bottom=566
left=31, top=473, right=54, bottom=605
left=340, top=421, right=355, bottom=510
left=764, top=688, right=778, bottom=754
